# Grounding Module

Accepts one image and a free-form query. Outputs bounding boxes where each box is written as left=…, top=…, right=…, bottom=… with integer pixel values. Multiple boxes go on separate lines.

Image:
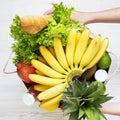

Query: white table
left=0, top=0, right=120, bottom=120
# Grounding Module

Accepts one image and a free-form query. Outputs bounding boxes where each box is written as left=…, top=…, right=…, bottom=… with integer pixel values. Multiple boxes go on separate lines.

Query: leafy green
left=10, top=2, right=84, bottom=64
left=61, top=80, right=113, bottom=120
left=10, top=15, right=40, bottom=63
left=36, top=2, right=84, bottom=46
left=52, top=2, right=74, bottom=24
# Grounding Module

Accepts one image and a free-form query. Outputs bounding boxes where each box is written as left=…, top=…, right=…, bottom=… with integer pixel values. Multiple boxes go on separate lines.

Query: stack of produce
left=10, top=2, right=112, bottom=120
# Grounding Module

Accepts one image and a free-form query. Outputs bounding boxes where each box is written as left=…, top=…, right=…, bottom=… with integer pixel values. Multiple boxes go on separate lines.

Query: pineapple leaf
left=63, top=99, right=79, bottom=115
left=78, top=108, right=85, bottom=119
left=85, top=107, right=94, bottom=120
left=70, top=80, right=86, bottom=96
left=69, top=111, right=79, bottom=120
left=78, top=79, right=89, bottom=95
left=96, top=109, right=108, bottom=120
left=100, top=113, right=108, bottom=120
left=63, top=91, right=73, bottom=97
left=92, top=81, right=106, bottom=94
left=93, top=112, right=100, bottom=120
left=86, top=89, right=102, bottom=101
left=94, top=94, right=113, bottom=105
left=61, top=80, right=112, bottom=120
left=92, top=108, right=101, bottom=120
left=67, top=85, right=73, bottom=93
left=83, top=82, right=98, bottom=97
left=85, top=107, right=102, bottom=120
left=86, top=82, right=106, bottom=99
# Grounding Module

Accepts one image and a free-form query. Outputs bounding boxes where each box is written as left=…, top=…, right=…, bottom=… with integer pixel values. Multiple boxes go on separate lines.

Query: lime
left=93, top=81, right=106, bottom=94
left=97, top=52, right=112, bottom=69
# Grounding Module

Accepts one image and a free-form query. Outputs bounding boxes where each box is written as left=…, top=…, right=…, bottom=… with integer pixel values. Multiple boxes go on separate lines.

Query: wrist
left=70, top=11, right=101, bottom=24
left=85, top=12, right=98, bottom=24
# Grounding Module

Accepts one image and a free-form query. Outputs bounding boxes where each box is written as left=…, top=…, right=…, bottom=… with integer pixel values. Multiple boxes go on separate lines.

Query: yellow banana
left=48, top=46, right=56, bottom=58
left=54, top=37, right=70, bottom=71
left=75, top=32, right=81, bottom=48
left=31, top=59, right=66, bottom=78
left=34, top=84, right=50, bottom=91
left=39, top=46, right=67, bottom=74
left=35, top=70, right=45, bottom=76
left=40, top=94, right=63, bottom=108
left=66, top=28, right=77, bottom=69
left=79, top=35, right=101, bottom=69
left=74, top=28, right=90, bottom=68
left=38, top=56, right=48, bottom=65
left=37, top=82, right=67, bottom=101
left=29, top=74, right=66, bottom=86
left=83, top=38, right=109, bottom=71
left=74, top=32, right=81, bottom=68
left=44, top=102, right=60, bottom=111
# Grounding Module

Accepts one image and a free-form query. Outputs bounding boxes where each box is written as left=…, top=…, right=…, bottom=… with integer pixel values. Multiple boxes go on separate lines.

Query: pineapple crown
left=61, top=79, right=112, bottom=120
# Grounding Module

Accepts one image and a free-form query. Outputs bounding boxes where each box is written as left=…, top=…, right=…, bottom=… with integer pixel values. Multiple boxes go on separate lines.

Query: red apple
left=16, top=61, right=36, bottom=84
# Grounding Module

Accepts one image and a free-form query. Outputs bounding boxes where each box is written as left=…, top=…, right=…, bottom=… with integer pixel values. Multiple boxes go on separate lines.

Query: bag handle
left=3, top=52, right=17, bottom=74
left=104, top=52, right=120, bottom=84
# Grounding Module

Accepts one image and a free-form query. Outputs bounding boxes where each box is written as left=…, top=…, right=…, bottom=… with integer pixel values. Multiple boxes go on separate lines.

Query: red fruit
left=16, top=61, right=36, bottom=84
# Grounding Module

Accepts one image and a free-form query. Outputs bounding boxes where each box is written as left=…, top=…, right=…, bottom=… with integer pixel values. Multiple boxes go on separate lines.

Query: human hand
left=43, top=8, right=54, bottom=15
left=44, top=9, right=92, bottom=24
left=100, top=102, right=120, bottom=116
left=70, top=11, right=93, bottom=24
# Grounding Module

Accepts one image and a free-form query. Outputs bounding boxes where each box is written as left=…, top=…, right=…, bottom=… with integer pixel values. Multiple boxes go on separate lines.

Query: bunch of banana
left=29, top=27, right=109, bottom=111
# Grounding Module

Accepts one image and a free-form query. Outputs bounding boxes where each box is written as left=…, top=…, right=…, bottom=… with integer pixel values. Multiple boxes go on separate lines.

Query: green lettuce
left=10, top=2, right=85, bottom=64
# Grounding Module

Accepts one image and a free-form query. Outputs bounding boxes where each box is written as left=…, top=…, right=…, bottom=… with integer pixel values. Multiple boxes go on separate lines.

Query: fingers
left=43, top=8, right=88, bottom=24
left=70, top=11, right=78, bottom=20
left=44, top=8, right=54, bottom=15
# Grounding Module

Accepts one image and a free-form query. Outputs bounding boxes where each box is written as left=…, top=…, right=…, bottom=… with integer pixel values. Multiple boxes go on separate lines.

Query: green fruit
left=92, top=81, right=106, bottom=94
left=97, top=52, right=111, bottom=69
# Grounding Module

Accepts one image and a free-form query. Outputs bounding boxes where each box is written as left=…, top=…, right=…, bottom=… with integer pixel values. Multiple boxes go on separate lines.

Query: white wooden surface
left=0, top=0, right=120, bottom=120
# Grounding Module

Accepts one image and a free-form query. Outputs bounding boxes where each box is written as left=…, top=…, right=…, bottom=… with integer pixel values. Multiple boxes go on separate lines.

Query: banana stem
left=67, top=69, right=83, bottom=83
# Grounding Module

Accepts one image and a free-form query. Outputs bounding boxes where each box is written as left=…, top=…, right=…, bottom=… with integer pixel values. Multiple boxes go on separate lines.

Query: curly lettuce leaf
left=10, top=2, right=85, bottom=64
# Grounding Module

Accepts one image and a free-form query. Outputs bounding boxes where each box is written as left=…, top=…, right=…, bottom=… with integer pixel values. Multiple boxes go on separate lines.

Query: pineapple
left=61, top=79, right=112, bottom=120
